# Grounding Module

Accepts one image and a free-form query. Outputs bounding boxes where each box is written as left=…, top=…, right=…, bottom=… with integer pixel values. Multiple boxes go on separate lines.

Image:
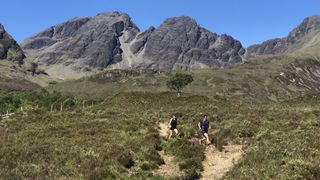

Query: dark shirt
left=200, top=118, right=209, bottom=130
left=170, top=118, right=177, bottom=128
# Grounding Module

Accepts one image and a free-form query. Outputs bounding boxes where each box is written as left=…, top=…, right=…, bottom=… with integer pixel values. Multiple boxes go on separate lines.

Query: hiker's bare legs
left=174, top=129, right=179, bottom=136
left=204, top=133, right=210, bottom=144
left=200, top=135, right=206, bottom=145
left=168, top=130, right=173, bottom=139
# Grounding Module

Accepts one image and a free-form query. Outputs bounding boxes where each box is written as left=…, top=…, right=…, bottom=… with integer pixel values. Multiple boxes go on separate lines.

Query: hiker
left=168, top=115, right=179, bottom=138
left=198, top=115, right=210, bottom=145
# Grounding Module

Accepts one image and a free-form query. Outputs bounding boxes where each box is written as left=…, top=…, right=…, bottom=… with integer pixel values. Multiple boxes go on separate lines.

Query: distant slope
left=0, top=61, right=40, bottom=90
left=50, top=55, right=320, bottom=102
left=245, top=16, right=320, bottom=59
left=293, top=44, right=320, bottom=59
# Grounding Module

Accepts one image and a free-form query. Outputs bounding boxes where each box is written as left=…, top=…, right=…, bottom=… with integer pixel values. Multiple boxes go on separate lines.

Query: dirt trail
left=159, top=122, right=169, bottom=137
left=155, top=123, right=182, bottom=178
left=155, top=150, right=181, bottom=177
left=201, top=144, right=244, bottom=180
left=157, top=122, right=243, bottom=179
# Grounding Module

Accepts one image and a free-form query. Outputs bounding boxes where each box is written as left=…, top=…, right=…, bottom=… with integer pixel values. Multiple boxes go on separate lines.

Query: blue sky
left=1, top=0, right=319, bottom=47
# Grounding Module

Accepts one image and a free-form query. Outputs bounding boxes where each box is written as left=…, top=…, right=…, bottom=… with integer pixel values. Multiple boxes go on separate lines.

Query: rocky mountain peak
left=296, top=16, right=320, bottom=32
left=129, top=16, right=245, bottom=70
left=21, top=12, right=138, bottom=50
left=245, top=15, right=320, bottom=59
left=161, top=16, right=198, bottom=29
left=88, top=11, right=139, bottom=33
left=21, top=12, right=140, bottom=72
left=287, top=16, right=320, bottom=43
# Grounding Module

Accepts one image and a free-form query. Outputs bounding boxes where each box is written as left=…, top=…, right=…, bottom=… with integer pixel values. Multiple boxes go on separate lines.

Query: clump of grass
left=117, top=150, right=135, bottom=169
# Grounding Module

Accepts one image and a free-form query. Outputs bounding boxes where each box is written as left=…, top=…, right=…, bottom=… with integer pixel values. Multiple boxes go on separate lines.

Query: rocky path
left=157, top=122, right=244, bottom=179
left=155, top=150, right=181, bottom=177
left=159, top=122, right=169, bottom=137
left=155, top=123, right=182, bottom=178
left=201, top=144, right=243, bottom=180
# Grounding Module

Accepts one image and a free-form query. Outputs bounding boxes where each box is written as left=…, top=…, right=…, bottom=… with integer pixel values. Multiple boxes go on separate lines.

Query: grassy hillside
left=0, top=92, right=206, bottom=179
left=0, top=60, right=56, bottom=90
left=224, top=99, right=320, bottom=179
left=0, top=90, right=86, bottom=115
left=0, top=61, right=39, bottom=90
left=50, top=55, right=320, bottom=102
left=294, top=44, right=320, bottom=59
left=0, top=92, right=319, bottom=179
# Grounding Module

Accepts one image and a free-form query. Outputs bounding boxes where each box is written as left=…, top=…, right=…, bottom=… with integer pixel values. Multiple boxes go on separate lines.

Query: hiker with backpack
left=168, top=114, right=179, bottom=138
left=199, top=115, right=210, bottom=145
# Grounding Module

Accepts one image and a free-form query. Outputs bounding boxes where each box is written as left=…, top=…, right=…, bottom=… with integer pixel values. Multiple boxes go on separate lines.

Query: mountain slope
left=0, top=61, right=41, bottom=90
left=21, top=12, right=139, bottom=77
left=0, top=24, right=25, bottom=64
left=21, top=12, right=245, bottom=76
left=50, top=54, right=320, bottom=102
left=245, top=16, right=320, bottom=59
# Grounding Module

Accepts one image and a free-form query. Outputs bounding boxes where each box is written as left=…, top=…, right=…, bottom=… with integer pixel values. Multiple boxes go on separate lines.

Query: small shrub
left=140, top=161, right=158, bottom=171
left=117, top=151, right=135, bottom=169
left=182, top=168, right=201, bottom=180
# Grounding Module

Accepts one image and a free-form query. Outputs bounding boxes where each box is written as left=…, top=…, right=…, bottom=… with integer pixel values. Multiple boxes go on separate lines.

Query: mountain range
left=20, top=12, right=246, bottom=74
left=1, top=12, right=320, bottom=79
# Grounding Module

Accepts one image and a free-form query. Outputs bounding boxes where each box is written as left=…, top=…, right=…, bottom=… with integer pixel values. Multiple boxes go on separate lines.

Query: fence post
left=60, top=103, right=63, bottom=112
left=51, top=104, right=53, bottom=113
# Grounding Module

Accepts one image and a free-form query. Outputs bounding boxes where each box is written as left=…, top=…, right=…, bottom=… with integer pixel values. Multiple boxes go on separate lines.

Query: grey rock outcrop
left=130, top=26, right=155, bottom=54
left=0, top=24, right=25, bottom=64
left=21, top=12, right=139, bottom=71
left=130, top=16, right=245, bottom=70
left=246, top=16, right=320, bottom=59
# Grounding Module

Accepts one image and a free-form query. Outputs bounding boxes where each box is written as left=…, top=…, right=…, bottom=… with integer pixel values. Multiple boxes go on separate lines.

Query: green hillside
left=0, top=61, right=39, bottom=90
left=50, top=55, right=320, bottom=102
left=0, top=91, right=319, bottom=179
left=0, top=60, right=56, bottom=91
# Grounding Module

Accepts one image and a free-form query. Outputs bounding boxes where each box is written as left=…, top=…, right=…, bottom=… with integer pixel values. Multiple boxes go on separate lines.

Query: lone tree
left=167, top=73, right=193, bottom=97
left=30, top=62, right=38, bottom=76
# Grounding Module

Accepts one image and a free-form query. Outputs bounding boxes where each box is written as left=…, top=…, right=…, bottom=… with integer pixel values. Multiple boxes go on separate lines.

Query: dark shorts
left=170, top=126, right=177, bottom=130
left=201, top=128, right=208, bottom=134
